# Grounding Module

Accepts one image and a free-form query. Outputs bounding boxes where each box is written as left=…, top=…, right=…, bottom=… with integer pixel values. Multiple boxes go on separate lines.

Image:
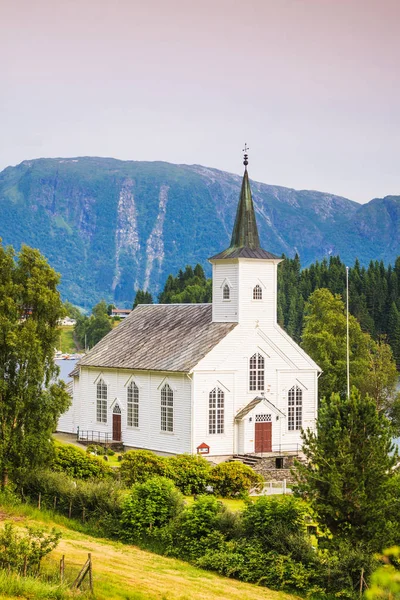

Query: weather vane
left=242, top=143, right=249, bottom=168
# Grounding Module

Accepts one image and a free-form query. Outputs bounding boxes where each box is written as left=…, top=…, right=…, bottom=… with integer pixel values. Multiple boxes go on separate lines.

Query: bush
left=21, top=469, right=125, bottom=524
left=168, top=454, right=212, bottom=495
left=167, top=495, right=236, bottom=561
left=242, top=495, right=313, bottom=560
left=53, top=444, right=113, bottom=480
left=119, top=450, right=170, bottom=486
left=120, top=476, right=183, bottom=542
left=210, top=462, right=264, bottom=498
left=0, top=522, right=61, bottom=575
left=86, top=444, right=105, bottom=455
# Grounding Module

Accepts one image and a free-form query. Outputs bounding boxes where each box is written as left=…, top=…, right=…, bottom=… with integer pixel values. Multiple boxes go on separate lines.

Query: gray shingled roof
left=77, top=304, right=236, bottom=373
left=210, top=246, right=280, bottom=260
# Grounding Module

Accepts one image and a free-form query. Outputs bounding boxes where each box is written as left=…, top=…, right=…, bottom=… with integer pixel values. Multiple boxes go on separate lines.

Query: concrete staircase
left=229, top=454, right=263, bottom=468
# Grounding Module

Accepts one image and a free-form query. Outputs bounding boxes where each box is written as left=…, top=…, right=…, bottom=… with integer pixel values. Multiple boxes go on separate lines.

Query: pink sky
left=2, top=0, right=400, bottom=202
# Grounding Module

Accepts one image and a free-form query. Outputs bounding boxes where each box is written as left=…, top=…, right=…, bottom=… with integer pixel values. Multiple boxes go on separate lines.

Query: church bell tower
left=209, top=148, right=282, bottom=325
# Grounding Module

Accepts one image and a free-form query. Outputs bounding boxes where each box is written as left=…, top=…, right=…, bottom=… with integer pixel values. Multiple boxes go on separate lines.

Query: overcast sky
left=2, top=0, right=399, bottom=203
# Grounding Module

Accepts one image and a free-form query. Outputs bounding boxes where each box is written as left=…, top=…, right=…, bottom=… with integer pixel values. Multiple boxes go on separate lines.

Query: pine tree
left=133, top=290, right=153, bottom=308
left=387, top=302, right=400, bottom=367
left=294, top=389, right=397, bottom=551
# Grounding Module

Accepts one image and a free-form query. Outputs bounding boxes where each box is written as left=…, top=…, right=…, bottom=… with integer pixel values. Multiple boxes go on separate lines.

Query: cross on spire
left=242, top=143, right=249, bottom=169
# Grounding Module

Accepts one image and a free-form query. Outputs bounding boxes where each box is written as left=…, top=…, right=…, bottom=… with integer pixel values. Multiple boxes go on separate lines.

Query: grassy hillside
left=0, top=504, right=296, bottom=600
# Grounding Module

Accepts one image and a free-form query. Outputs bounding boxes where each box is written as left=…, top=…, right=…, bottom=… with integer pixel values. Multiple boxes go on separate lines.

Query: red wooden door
left=255, top=422, right=272, bottom=453
left=112, top=414, right=122, bottom=441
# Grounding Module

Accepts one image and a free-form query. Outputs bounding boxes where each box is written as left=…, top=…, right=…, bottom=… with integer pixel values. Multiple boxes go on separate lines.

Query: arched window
left=288, top=386, right=302, bottom=431
left=96, top=379, right=107, bottom=423
left=113, top=403, right=121, bottom=414
left=161, top=384, right=173, bottom=432
left=223, top=284, right=230, bottom=300
left=209, top=387, right=224, bottom=434
left=253, top=284, right=262, bottom=300
left=127, top=381, right=139, bottom=428
left=249, top=353, right=265, bottom=391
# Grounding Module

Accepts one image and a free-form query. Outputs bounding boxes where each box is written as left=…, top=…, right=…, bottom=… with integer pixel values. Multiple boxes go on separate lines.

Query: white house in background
left=58, top=154, right=321, bottom=459
left=111, top=308, right=131, bottom=319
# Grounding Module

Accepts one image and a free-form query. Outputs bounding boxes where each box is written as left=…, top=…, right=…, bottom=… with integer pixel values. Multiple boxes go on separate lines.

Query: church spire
left=209, top=146, right=279, bottom=261
left=230, top=148, right=260, bottom=249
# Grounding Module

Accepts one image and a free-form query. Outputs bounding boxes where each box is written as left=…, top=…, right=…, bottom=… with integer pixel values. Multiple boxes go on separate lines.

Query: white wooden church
left=58, top=154, right=321, bottom=459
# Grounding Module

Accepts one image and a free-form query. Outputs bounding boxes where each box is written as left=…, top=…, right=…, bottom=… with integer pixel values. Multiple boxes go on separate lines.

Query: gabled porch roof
left=234, top=395, right=286, bottom=422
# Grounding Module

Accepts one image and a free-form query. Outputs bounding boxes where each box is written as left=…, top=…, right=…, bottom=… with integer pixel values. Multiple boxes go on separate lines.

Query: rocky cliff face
left=0, top=157, right=398, bottom=308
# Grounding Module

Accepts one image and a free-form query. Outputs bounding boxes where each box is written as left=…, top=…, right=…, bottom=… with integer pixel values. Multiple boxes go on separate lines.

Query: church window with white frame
left=222, top=284, right=230, bottom=300
left=249, top=353, right=265, bottom=391
left=96, top=379, right=107, bottom=423
left=161, top=384, right=174, bottom=432
left=288, top=386, right=302, bottom=431
left=209, top=387, right=224, bottom=434
left=253, top=284, right=262, bottom=300
left=127, top=381, right=139, bottom=428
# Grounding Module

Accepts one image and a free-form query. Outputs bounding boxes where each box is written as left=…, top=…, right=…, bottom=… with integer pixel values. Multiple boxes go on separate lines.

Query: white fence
left=251, top=479, right=292, bottom=496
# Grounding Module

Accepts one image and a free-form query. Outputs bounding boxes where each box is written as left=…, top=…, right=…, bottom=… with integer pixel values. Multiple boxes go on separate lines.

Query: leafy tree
left=0, top=242, right=70, bottom=486
left=302, top=288, right=371, bottom=399
left=74, top=299, right=112, bottom=349
left=107, top=303, right=116, bottom=316
left=133, top=289, right=153, bottom=308
left=360, top=337, right=400, bottom=433
left=63, top=301, right=81, bottom=320
left=294, top=389, right=398, bottom=551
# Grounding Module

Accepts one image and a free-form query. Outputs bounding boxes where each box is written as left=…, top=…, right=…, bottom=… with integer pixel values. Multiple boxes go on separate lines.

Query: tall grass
left=0, top=570, right=70, bottom=599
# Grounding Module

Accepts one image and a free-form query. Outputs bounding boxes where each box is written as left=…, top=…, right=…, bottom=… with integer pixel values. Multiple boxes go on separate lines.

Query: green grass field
left=57, top=326, right=78, bottom=353
left=0, top=503, right=297, bottom=600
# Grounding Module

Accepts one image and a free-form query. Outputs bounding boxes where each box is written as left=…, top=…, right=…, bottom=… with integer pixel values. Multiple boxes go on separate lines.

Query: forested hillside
left=1, top=157, right=399, bottom=308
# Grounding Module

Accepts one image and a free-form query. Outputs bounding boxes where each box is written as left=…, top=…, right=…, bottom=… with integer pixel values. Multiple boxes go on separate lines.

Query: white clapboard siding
left=212, top=262, right=239, bottom=322
left=72, top=367, right=192, bottom=455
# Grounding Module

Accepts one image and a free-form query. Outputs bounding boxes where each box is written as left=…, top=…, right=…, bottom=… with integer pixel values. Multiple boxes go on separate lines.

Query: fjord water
left=55, top=359, right=77, bottom=383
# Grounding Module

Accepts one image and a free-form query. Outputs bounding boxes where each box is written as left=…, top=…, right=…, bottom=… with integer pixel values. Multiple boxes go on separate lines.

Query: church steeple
left=230, top=163, right=260, bottom=250
left=210, top=148, right=279, bottom=261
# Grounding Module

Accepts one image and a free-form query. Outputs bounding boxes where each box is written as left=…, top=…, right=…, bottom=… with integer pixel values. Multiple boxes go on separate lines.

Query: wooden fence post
left=60, top=555, right=65, bottom=583
left=68, top=500, right=72, bottom=519
left=54, top=496, right=57, bottom=510
left=360, top=567, right=364, bottom=598
left=88, top=553, right=93, bottom=592
left=38, top=492, right=41, bottom=510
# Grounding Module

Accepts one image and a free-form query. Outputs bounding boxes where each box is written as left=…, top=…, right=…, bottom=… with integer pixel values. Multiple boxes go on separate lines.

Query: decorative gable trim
left=93, top=372, right=109, bottom=386
left=219, top=277, right=233, bottom=289
left=110, top=397, right=124, bottom=411
left=257, top=330, right=298, bottom=369
left=157, top=376, right=177, bottom=391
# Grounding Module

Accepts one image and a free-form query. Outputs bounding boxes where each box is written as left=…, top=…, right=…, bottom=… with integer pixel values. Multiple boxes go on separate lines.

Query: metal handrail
left=77, top=430, right=112, bottom=444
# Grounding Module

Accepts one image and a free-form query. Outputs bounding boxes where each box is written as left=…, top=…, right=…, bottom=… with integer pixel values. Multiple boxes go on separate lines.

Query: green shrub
left=242, top=495, right=313, bottom=559
left=53, top=444, right=113, bottom=479
left=0, top=522, right=61, bottom=575
left=119, top=450, right=170, bottom=486
left=120, top=476, right=183, bottom=541
left=168, top=454, right=212, bottom=495
left=21, top=469, right=125, bottom=524
left=86, top=444, right=105, bottom=455
left=210, top=462, right=264, bottom=498
left=167, top=495, right=235, bottom=561
left=106, top=448, right=115, bottom=456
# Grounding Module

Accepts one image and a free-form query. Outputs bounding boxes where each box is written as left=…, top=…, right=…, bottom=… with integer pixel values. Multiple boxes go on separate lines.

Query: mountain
left=0, top=157, right=398, bottom=308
